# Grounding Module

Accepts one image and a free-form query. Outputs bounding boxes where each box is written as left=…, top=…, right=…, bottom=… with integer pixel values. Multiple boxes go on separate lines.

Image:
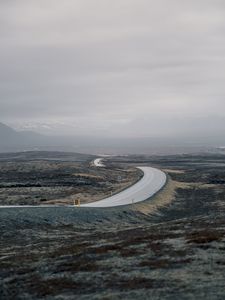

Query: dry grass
left=139, top=258, right=192, bottom=269
left=163, top=169, right=185, bottom=174
left=30, top=276, right=79, bottom=297
left=133, top=178, right=177, bottom=215
left=186, top=230, right=223, bottom=244
left=105, top=276, right=165, bottom=290
left=73, top=173, right=104, bottom=179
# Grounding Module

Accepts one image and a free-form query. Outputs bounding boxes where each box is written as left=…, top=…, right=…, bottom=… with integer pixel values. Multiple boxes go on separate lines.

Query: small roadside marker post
left=74, top=199, right=80, bottom=207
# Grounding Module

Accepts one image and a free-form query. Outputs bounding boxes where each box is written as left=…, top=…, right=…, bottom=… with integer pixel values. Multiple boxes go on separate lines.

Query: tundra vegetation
left=1, top=152, right=225, bottom=299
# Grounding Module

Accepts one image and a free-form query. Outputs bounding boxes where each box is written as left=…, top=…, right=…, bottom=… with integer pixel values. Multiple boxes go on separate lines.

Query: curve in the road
left=81, top=166, right=167, bottom=208
left=93, top=158, right=105, bottom=167
left=0, top=163, right=167, bottom=209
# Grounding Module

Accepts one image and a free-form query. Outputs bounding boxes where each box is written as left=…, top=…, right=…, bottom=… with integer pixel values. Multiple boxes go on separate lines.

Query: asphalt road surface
left=93, top=158, right=105, bottom=167
left=81, top=166, right=166, bottom=208
left=0, top=162, right=166, bottom=208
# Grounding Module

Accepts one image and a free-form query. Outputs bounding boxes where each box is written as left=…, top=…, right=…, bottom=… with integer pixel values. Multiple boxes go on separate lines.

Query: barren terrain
left=0, top=152, right=142, bottom=205
left=1, top=152, right=225, bottom=299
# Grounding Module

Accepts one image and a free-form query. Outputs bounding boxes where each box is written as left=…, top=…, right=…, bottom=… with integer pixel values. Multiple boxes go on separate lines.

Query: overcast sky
left=1, top=0, right=225, bottom=137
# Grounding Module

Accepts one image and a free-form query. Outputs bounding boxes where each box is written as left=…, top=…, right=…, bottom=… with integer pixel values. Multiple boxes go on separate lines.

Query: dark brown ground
left=1, top=152, right=225, bottom=299
left=0, top=152, right=142, bottom=205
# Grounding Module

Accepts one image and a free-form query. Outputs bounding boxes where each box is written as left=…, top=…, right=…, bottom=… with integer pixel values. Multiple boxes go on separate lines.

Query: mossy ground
left=1, top=153, right=225, bottom=299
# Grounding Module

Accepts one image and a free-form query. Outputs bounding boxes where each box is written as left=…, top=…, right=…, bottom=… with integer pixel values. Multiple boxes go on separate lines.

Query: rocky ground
left=1, top=152, right=225, bottom=299
left=0, top=152, right=142, bottom=205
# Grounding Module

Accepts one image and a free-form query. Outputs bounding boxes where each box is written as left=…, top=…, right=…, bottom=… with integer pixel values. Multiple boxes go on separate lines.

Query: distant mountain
left=0, top=121, right=221, bottom=155
left=0, top=122, right=21, bottom=146
left=0, top=122, right=83, bottom=153
left=0, top=122, right=46, bottom=152
left=0, top=122, right=17, bottom=137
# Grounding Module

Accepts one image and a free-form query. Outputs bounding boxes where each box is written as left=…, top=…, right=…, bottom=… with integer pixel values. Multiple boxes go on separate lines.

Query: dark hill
left=0, top=122, right=21, bottom=147
left=0, top=122, right=47, bottom=152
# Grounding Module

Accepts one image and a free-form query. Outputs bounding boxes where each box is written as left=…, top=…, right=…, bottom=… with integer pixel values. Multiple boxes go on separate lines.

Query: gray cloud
left=0, top=0, right=225, bottom=138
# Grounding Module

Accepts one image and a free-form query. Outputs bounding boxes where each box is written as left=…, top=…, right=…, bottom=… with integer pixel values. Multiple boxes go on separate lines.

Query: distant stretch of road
left=93, top=158, right=105, bottom=167
left=81, top=166, right=166, bottom=208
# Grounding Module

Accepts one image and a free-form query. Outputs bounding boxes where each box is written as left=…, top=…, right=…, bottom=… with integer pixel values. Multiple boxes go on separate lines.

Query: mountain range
left=0, top=122, right=47, bottom=151
left=0, top=122, right=223, bottom=155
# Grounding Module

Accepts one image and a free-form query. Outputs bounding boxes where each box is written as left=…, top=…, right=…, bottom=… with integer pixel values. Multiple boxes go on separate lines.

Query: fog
left=1, top=0, right=225, bottom=140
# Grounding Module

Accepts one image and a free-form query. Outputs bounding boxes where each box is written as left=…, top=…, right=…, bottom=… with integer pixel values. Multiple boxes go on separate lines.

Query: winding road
left=81, top=166, right=166, bottom=208
left=93, top=158, right=105, bottom=167
left=0, top=158, right=166, bottom=209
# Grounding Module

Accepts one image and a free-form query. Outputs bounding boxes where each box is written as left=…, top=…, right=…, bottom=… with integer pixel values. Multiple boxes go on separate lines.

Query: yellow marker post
left=74, top=199, right=80, bottom=207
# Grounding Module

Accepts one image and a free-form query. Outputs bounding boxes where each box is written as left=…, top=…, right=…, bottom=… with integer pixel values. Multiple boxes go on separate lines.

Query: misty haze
left=1, top=1, right=225, bottom=300
left=1, top=0, right=225, bottom=153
